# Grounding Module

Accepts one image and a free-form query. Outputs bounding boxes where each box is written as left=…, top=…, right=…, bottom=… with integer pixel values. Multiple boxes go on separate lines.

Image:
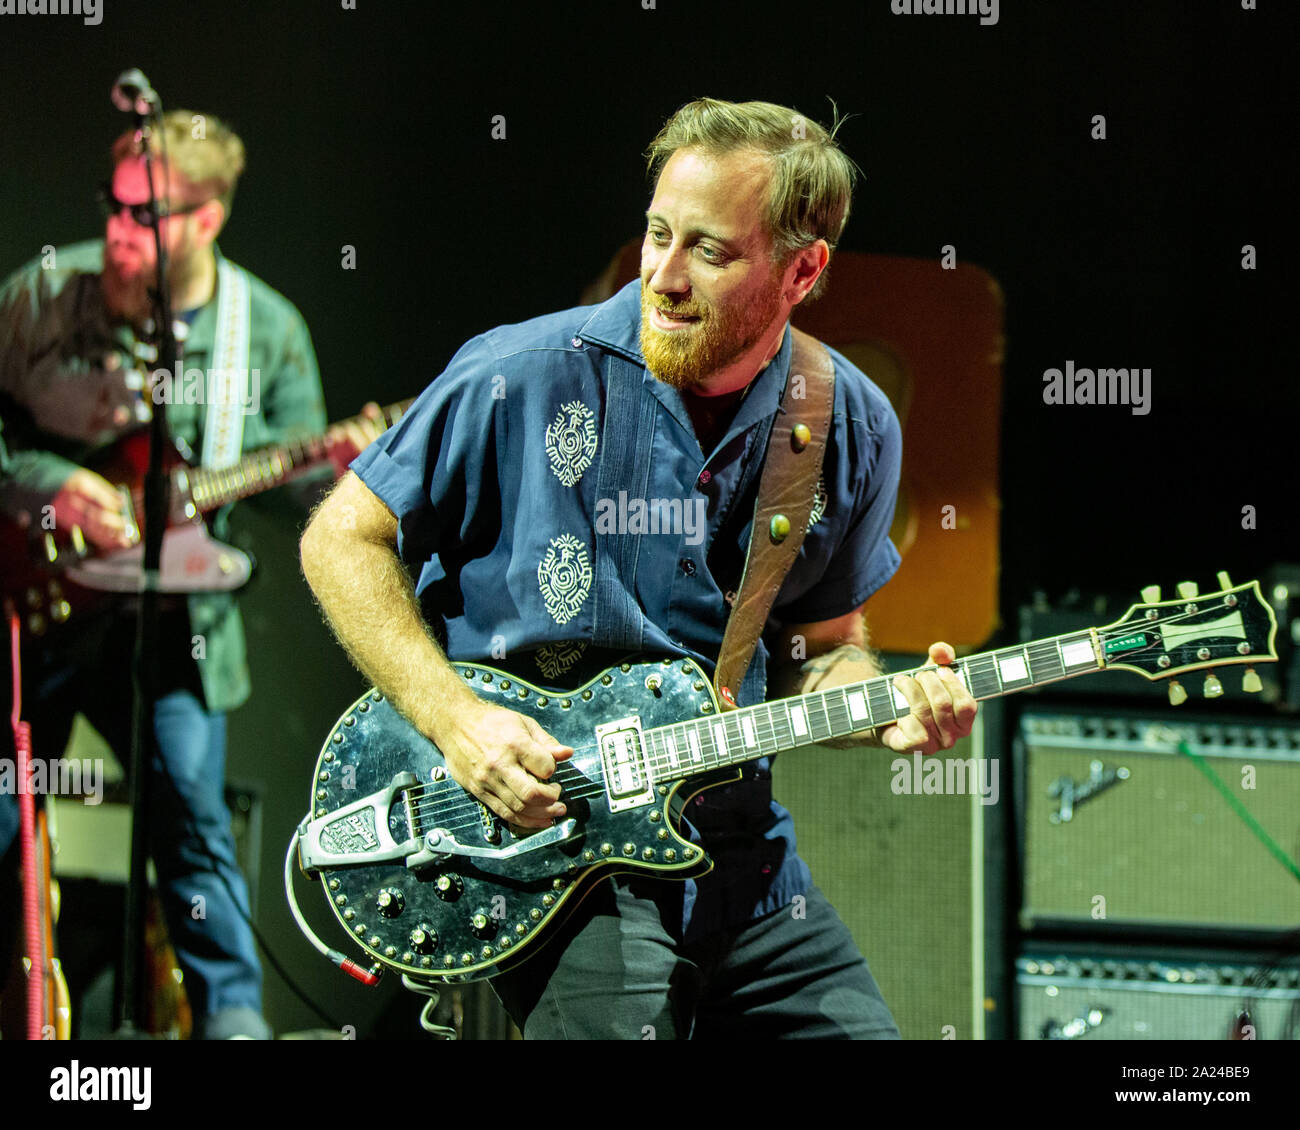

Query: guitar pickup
left=595, top=716, right=655, bottom=812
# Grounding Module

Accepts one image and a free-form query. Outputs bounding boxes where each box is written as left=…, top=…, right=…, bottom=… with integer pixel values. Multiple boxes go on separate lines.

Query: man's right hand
left=49, top=468, right=134, bottom=550
left=436, top=699, right=574, bottom=830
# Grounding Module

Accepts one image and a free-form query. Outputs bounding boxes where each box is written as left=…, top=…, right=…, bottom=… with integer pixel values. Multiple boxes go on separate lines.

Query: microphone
left=110, top=68, right=160, bottom=116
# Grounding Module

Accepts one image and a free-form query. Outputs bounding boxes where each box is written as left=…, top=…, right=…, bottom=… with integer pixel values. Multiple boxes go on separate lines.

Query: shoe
left=196, top=1006, right=273, bottom=1040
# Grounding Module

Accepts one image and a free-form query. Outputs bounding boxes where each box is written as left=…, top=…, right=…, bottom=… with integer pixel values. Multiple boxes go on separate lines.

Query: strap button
left=679, top=558, right=696, bottom=576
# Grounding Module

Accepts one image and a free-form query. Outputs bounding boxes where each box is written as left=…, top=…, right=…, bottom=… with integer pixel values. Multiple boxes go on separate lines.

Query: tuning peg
left=1217, top=571, right=1233, bottom=591
left=1203, top=672, right=1223, bottom=698
left=1177, top=581, right=1199, bottom=600
left=70, top=525, right=87, bottom=557
left=1141, top=585, right=1162, bottom=603
left=1243, top=668, right=1262, bottom=694
left=1168, top=680, right=1187, bottom=706
left=42, top=532, right=58, bottom=564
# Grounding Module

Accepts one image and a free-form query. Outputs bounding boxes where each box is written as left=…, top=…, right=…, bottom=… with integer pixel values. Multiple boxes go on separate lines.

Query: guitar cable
left=283, top=822, right=456, bottom=1040
left=282, top=820, right=381, bottom=988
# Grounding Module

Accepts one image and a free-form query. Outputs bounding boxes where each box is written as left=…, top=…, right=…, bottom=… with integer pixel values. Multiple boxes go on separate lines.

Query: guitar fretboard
left=182, top=399, right=414, bottom=511
left=640, top=632, right=1102, bottom=780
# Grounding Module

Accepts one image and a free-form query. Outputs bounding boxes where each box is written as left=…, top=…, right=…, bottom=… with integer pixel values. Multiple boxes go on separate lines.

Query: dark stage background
left=1, top=0, right=1292, bottom=1038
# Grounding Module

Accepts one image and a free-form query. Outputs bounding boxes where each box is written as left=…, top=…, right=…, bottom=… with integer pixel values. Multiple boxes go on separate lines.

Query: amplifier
left=1018, top=709, right=1300, bottom=934
left=773, top=688, right=1010, bottom=1039
left=1017, top=948, right=1300, bottom=1040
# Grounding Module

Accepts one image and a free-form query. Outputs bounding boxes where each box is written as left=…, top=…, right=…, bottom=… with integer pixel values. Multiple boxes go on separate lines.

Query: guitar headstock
left=1098, top=573, right=1278, bottom=702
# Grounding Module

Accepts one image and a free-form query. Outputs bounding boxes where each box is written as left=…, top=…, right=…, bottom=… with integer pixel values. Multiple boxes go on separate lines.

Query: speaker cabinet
left=1017, top=947, right=1300, bottom=1040
left=772, top=692, right=1007, bottom=1039
left=1017, top=710, right=1300, bottom=934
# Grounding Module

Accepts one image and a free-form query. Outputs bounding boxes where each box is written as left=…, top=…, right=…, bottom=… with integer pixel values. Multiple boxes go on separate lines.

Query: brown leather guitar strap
left=712, top=327, right=835, bottom=710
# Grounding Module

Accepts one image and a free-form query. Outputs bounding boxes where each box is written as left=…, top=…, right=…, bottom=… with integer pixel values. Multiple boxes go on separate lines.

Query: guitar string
left=399, top=635, right=1092, bottom=829
left=376, top=607, right=1242, bottom=832
left=401, top=634, right=1108, bottom=821
left=189, top=400, right=412, bottom=507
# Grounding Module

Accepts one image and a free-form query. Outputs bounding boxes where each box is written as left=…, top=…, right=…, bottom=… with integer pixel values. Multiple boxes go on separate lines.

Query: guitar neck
left=183, top=399, right=414, bottom=511
left=644, top=630, right=1103, bottom=780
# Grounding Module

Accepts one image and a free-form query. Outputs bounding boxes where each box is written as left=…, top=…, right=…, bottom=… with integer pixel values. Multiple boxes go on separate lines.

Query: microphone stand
left=112, top=100, right=176, bottom=1039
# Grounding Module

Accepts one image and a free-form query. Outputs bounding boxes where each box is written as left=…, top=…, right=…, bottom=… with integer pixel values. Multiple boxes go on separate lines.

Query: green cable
left=1177, top=741, right=1300, bottom=885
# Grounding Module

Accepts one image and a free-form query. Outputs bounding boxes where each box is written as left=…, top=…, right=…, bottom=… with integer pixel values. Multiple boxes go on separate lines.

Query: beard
left=639, top=270, right=785, bottom=392
left=101, top=229, right=204, bottom=327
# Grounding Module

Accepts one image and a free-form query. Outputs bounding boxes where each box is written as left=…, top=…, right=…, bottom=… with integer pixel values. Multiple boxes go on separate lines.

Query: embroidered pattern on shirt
left=534, top=640, right=588, bottom=679
left=537, top=533, right=592, bottom=625
left=545, top=400, right=598, bottom=486
left=807, top=474, right=828, bottom=530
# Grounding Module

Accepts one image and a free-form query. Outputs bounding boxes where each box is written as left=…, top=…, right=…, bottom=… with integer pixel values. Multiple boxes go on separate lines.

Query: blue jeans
left=0, top=611, right=263, bottom=1027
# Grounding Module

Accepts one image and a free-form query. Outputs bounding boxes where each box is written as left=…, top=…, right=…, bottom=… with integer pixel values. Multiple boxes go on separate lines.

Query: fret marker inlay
left=1061, top=639, right=1095, bottom=667
left=999, top=654, right=1028, bottom=682
left=847, top=691, right=868, bottom=722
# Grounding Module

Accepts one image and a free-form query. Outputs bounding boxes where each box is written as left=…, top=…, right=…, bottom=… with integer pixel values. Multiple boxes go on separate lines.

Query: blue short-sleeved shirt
left=351, top=279, right=902, bottom=936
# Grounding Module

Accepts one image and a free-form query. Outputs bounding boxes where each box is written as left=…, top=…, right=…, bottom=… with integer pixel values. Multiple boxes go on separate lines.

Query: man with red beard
left=300, top=98, right=977, bottom=1038
left=0, top=110, right=372, bottom=1038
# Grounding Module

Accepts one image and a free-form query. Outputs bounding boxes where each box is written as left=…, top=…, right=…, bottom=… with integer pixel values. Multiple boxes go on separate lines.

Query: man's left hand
left=875, top=641, right=978, bottom=755
left=325, top=401, right=385, bottom=478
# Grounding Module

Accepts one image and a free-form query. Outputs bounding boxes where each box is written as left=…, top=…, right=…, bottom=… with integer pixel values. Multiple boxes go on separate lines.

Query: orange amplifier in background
left=586, top=246, right=1005, bottom=653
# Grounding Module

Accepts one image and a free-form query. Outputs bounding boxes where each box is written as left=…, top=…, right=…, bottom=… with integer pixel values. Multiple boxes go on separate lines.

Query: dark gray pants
left=490, top=877, right=900, bottom=1039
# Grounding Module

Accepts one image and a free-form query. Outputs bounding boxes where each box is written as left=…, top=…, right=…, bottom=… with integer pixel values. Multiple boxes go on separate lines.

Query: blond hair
left=645, top=98, right=858, bottom=299
left=111, top=110, right=246, bottom=221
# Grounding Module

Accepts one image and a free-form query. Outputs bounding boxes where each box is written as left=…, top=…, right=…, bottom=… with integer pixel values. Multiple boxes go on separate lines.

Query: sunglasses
left=96, top=181, right=208, bottom=227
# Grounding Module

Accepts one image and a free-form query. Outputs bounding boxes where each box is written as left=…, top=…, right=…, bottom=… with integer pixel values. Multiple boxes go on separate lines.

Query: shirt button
left=698, top=469, right=712, bottom=486
left=679, top=558, right=696, bottom=576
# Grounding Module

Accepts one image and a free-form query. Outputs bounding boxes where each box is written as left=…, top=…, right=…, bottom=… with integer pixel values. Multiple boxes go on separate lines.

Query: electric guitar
left=294, top=575, right=1278, bottom=985
left=0, top=399, right=413, bottom=639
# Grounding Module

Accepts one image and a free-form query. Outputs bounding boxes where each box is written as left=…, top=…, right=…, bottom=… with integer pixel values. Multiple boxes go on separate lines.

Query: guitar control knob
left=1203, top=672, right=1224, bottom=698
left=1243, top=668, right=1263, bottom=694
left=470, top=912, right=497, bottom=940
left=409, top=924, right=438, bottom=954
left=435, top=873, right=464, bottom=901
left=1168, top=680, right=1187, bottom=706
left=376, top=888, right=405, bottom=918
